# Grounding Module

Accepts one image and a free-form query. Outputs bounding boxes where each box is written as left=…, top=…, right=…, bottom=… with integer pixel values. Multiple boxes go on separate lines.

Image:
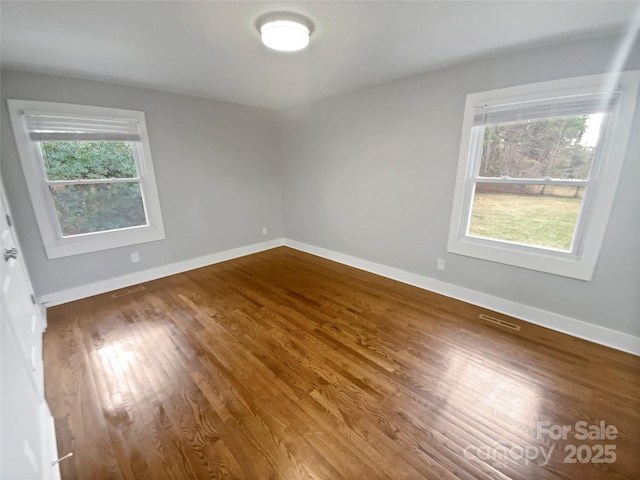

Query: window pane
left=468, top=184, right=585, bottom=251
left=40, top=141, right=138, bottom=180
left=479, top=114, right=603, bottom=180
left=50, top=182, right=147, bottom=237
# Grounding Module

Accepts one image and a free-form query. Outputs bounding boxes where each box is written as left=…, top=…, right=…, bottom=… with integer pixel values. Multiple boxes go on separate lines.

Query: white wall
left=279, top=34, right=640, bottom=337
left=1, top=71, right=284, bottom=296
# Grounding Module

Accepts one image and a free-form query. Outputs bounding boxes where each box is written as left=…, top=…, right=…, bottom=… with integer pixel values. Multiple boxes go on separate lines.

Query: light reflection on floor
left=443, top=351, right=541, bottom=429
left=94, top=323, right=177, bottom=420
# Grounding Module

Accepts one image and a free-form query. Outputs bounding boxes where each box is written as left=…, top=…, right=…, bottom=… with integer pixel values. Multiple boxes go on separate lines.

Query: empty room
left=1, top=1, right=639, bottom=479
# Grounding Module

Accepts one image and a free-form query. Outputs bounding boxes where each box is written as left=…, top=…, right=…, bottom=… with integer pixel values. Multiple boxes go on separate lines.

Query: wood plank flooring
left=44, top=247, right=640, bottom=479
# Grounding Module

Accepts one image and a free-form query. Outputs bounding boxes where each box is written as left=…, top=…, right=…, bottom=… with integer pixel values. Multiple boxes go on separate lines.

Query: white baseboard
left=40, top=238, right=285, bottom=307
left=40, top=236, right=639, bottom=356
left=284, top=239, right=640, bottom=356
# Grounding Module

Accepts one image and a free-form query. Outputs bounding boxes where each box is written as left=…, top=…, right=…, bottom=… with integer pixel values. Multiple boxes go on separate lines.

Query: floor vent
left=112, top=286, right=146, bottom=298
left=479, top=314, right=521, bottom=331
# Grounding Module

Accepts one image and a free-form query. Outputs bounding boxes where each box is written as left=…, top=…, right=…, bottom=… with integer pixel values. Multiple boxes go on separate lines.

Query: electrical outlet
left=262, top=227, right=268, bottom=236
left=437, top=259, right=446, bottom=271
left=131, top=252, right=140, bottom=263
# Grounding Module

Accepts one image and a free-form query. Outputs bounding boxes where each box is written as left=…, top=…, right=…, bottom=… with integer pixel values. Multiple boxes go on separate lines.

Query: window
left=7, top=100, right=165, bottom=258
left=447, top=72, right=639, bottom=280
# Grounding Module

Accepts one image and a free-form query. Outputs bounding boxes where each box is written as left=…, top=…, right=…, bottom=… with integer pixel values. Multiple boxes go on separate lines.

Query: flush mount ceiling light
left=257, top=13, right=313, bottom=52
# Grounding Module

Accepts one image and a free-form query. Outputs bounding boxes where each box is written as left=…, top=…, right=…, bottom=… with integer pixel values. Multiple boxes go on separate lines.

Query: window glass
left=39, top=140, right=147, bottom=237
left=446, top=72, right=640, bottom=280
left=468, top=184, right=585, bottom=251
left=477, top=115, right=601, bottom=180
left=40, top=141, right=137, bottom=180
left=49, top=183, right=146, bottom=237
left=7, top=100, right=165, bottom=258
left=468, top=113, right=603, bottom=251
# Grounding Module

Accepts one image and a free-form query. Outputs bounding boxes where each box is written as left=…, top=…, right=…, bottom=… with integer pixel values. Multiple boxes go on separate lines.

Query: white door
left=1, top=185, right=60, bottom=479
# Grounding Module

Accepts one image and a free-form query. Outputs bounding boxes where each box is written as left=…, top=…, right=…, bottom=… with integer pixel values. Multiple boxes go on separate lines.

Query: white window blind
left=22, top=111, right=141, bottom=142
left=472, top=92, right=620, bottom=126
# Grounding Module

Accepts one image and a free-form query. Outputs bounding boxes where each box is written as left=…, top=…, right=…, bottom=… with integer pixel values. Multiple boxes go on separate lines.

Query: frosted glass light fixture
left=258, top=13, right=313, bottom=52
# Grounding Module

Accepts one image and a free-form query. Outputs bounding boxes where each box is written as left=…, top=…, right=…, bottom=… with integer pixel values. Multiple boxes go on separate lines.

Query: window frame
left=447, top=72, right=640, bottom=281
left=7, top=100, right=166, bottom=259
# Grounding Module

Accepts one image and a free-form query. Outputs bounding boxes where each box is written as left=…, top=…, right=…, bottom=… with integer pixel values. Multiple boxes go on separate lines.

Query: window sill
left=447, top=236, right=594, bottom=280
left=43, top=225, right=165, bottom=259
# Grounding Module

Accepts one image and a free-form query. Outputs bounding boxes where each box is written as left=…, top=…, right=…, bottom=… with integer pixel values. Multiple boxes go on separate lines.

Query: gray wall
left=1, top=70, right=283, bottom=295
left=2, top=33, right=638, bottom=337
left=279, top=34, right=640, bottom=337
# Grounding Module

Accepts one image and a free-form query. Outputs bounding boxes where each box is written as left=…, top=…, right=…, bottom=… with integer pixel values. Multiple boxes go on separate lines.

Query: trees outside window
left=447, top=72, right=640, bottom=280
left=40, top=141, right=147, bottom=237
left=7, top=100, right=165, bottom=259
left=468, top=114, right=599, bottom=252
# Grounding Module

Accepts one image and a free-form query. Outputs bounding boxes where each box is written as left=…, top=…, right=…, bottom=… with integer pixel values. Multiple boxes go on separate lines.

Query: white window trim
left=7, top=100, right=166, bottom=259
left=447, top=71, right=640, bottom=281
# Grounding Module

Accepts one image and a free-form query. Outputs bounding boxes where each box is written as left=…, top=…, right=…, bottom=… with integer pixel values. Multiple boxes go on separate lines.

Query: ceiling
left=1, top=1, right=638, bottom=111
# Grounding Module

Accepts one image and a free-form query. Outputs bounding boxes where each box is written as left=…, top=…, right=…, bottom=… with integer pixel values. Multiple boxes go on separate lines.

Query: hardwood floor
left=44, top=247, right=640, bottom=479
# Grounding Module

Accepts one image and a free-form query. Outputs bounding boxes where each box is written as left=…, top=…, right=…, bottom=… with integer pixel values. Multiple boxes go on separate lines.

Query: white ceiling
left=1, top=1, right=638, bottom=110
